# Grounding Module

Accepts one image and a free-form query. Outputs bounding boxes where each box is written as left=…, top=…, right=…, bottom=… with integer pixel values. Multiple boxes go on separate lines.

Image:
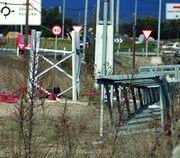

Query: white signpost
left=166, top=3, right=180, bottom=20
left=51, top=25, right=62, bottom=59
left=0, top=0, right=41, bottom=25
left=72, top=26, right=82, bottom=32
left=142, top=30, right=152, bottom=58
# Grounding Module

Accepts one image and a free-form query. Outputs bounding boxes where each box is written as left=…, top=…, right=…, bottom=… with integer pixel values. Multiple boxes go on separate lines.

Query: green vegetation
left=0, top=37, right=72, bottom=50
left=0, top=36, right=157, bottom=52
left=40, top=38, right=71, bottom=50
left=115, top=42, right=157, bottom=52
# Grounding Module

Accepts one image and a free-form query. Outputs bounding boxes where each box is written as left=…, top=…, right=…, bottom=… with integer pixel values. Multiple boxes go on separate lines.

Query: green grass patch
left=0, top=37, right=72, bottom=50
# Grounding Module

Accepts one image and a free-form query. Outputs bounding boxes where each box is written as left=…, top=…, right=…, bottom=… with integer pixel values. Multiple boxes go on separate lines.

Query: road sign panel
left=114, top=38, right=119, bottom=43
left=51, top=25, right=62, bottom=36
left=114, top=38, right=123, bottom=43
left=73, top=26, right=82, bottom=32
left=142, top=30, right=152, bottom=41
left=166, top=3, right=180, bottom=20
left=0, top=0, right=41, bottom=25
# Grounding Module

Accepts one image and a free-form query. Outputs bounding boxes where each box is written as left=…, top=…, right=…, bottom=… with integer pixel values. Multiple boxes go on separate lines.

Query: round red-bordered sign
left=51, top=25, right=62, bottom=36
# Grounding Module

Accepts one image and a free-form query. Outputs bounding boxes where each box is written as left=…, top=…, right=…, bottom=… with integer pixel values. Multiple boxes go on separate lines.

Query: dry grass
left=0, top=101, right=179, bottom=157
left=0, top=56, right=179, bottom=157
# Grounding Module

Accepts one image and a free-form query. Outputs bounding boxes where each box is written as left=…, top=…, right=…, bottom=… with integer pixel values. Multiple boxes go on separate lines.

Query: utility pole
left=132, top=0, right=137, bottom=71
left=115, top=0, right=120, bottom=35
left=62, top=0, right=65, bottom=39
left=134, top=0, right=138, bottom=26
left=157, top=0, right=162, bottom=56
left=132, top=14, right=136, bottom=71
left=25, top=0, right=30, bottom=55
left=83, top=0, right=88, bottom=54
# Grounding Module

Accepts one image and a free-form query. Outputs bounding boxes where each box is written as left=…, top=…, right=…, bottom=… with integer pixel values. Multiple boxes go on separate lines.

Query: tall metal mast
left=83, top=0, right=88, bottom=54
left=157, top=0, right=162, bottom=56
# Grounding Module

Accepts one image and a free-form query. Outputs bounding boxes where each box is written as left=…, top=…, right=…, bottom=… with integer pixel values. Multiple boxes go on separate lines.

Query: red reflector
left=173, top=6, right=180, bottom=9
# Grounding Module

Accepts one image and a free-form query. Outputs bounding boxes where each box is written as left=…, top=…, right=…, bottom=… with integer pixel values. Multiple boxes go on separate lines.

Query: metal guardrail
left=139, top=65, right=180, bottom=81
left=115, top=48, right=157, bottom=56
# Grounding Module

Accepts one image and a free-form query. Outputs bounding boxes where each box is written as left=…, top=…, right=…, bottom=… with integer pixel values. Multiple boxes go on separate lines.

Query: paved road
left=0, top=48, right=16, bottom=56
left=0, top=48, right=68, bottom=57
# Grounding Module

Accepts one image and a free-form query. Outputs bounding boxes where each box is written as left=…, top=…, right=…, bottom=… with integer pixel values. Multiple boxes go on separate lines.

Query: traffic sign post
left=142, top=30, right=152, bottom=58
left=51, top=25, right=62, bottom=59
left=145, top=40, right=148, bottom=58
left=51, top=25, right=62, bottom=36
left=114, top=35, right=123, bottom=53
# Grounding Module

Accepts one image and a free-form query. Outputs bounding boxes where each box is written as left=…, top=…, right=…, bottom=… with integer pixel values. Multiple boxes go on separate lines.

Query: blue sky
left=43, top=0, right=180, bottom=23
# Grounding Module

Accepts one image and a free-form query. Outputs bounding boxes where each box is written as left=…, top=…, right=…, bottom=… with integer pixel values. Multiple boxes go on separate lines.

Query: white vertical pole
left=100, top=84, right=104, bottom=142
left=75, top=31, right=81, bottom=99
left=72, top=31, right=77, bottom=101
left=96, top=0, right=100, bottom=23
left=35, top=31, right=42, bottom=84
left=110, top=85, right=114, bottom=108
left=54, top=35, right=57, bottom=59
left=145, top=40, right=148, bottom=58
left=157, top=0, right=162, bottom=56
left=20, top=25, right=23, bottom=34
left=28, top=30, right=42, bottom=96
left=28, top=30, right=36, bottom=96
left=17, top=47, right=20, bottom=56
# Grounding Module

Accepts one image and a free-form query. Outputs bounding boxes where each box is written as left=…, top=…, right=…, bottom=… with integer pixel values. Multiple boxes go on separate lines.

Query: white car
left=162, top=42, right=180, bottom=50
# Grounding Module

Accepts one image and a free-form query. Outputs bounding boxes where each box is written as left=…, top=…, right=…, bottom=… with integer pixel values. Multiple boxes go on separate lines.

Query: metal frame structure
left=97, top=73, right=179, bottom=141
left=28, top=30, right=81, bottom=101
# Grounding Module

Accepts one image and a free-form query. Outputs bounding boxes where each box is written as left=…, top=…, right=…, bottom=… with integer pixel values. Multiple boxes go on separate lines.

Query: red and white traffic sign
left=51, top=25, right=62, bottom=36
left=142, top=30, right=152, bottom=41
left=73, top=26, right=82, bottom=32
left=166, top=3, right=180, bottom=19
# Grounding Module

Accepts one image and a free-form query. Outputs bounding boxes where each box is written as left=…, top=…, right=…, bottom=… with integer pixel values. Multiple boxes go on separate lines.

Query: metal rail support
left=138, top=88, right=144, bottom=109
left=33, top=31, right=81, bottom=101
left=28, top=30, right=41, bottom=96
left=131, top=87, right=137, bottom=112
left=123, top=86, right=131, bottom=116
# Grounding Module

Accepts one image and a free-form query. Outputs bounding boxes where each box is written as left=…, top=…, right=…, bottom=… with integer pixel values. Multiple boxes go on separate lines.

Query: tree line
left=120, top=17, right=180, bottom=40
